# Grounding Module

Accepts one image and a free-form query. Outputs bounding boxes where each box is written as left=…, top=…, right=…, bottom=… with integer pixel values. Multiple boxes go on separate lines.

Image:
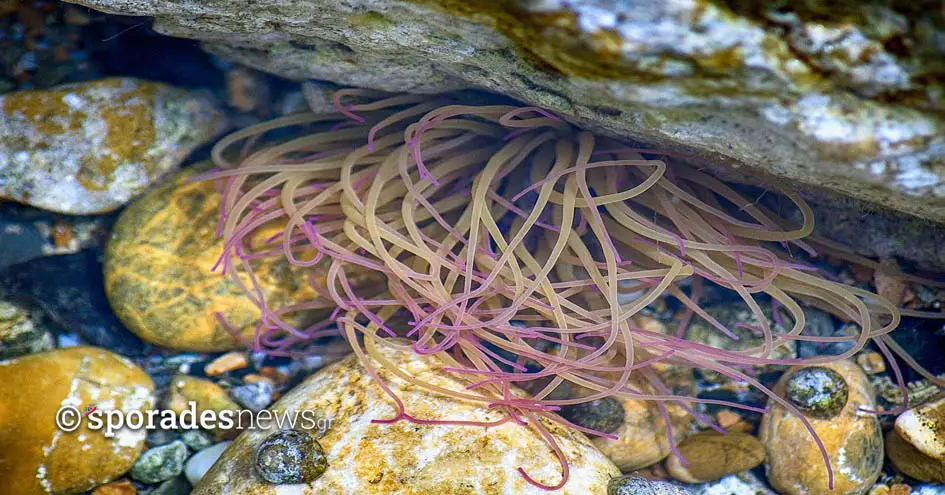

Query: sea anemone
left=201, top=89, right=945, bottom=490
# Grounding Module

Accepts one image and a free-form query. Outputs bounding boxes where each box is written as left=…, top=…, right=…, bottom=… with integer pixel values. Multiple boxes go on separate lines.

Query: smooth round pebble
left=185, top=441, right=231, bottom=486
left=255, top=430, right=328, bottom=484
left=231, top=380, right=274, bottom=412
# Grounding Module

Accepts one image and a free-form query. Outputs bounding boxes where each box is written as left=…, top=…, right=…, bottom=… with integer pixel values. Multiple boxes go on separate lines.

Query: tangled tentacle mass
left=204, top=89, right=942, bottom=490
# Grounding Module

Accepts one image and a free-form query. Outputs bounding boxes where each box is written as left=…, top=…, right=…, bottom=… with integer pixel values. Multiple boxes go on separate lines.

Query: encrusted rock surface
left=0, top=78, right=225, bottom=214
left=194, top=342, right=620, bottom=494
left=64, top=0, right=945, bottom=227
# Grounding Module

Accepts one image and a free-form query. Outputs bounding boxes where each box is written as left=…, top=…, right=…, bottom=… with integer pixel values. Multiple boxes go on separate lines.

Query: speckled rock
left=104, top=163, right=337, bottom=352
left=131, top=440, right=189, bottom=484
left=0, top=346, right=155, bottom=495
left=886, top=396, right=945, bottom=483
left=784, top=366, right=850, bottom=419
left=193, top=342, right=620, bottom=494
left=759, top=360, right=883, bottom=495
left=690, top=471, right=776, bottom=495
left=64, top=0, right=945, bottom=227
left=0, top=297, right=54, bottom=359
left=607, top=474, right=690, bottom=495
left=0, top=78, right=225, bottom=214
left=664, top=432, right=765, bottom=483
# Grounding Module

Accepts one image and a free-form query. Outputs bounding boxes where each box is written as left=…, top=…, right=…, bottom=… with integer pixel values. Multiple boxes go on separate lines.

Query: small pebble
left=560, top=397, right=625, bottom=434
left=205, top=352, right=248, bottom=376
left=181, top=429, right=215, bottom=451
left=231, top=380, right=274, bottom=412
left=785, top=366, right=849, bottom=419
left=858, top=352, right=887, bottom=375
left=91, top=479, right=136, bottom=495
left=887, top=396, right=945, bottom=482
left=184, top=441, right=231, bottom=486
left=255, top=430, right=328, bottom=484
left=607, top=474, right=689, bottom=495
left=130, top=440, right=189, bottom=484
left=891, top=483, right=913, bottom=495
left=242, top=373, right=275, bottom=386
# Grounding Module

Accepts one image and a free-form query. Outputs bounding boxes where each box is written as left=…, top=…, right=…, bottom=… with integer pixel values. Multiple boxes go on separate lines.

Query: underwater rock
left=690, top=471, right=776, bottom=494
left=886, top=396, right=945, bottom=483
left=0, top=250, right=146, bottom=355
left=66, top=0, right=945, bottom=227
left=181, top=429, right=215, bottom=452
left=231, top=380, right=274, bottom=412
left=193, top=343, right=620, bottom=494
left=886, top=429, right=945, bottom=484
left=0, top=78, right=225, bottom=214
left=607, top=474, right=690, bottom=495
left=104, top=163, right=358, bottom=352
left=663, top=432, right=765, bottom=483
left=0, top=297, right=55, bottom=359
left=0, top=346, right=155, bottom=495
left=759, top=360, right=883, bottom=495
left=131, top=440, right=190, bottom=484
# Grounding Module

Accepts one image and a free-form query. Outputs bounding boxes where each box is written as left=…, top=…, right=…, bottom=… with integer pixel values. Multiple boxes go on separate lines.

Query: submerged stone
left=560, top=397, right=626, bottom=435
left=0, top=78, right=225, bottom=214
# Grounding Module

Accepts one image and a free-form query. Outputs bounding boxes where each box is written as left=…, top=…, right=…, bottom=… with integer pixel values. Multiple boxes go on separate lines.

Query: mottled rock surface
left=0, top=78, right=224, bottom=214
left=104, top=164, right=331, bottom=352
left=63, top=0, right=945, bottom=227
left=759, top=360, right=883, bottom=495
left=0, top=346, right=155, bottom=495
left=194, top=342, right=620, bottom=494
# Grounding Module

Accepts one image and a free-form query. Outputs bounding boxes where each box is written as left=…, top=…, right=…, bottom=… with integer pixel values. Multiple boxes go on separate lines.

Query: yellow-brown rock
left=759, top=360, right=883, bottom=495
left=886, top=429, right=945, bottom=483
left=104, top=163, right=367, bottom=351
left=0, top=78, right=225, bottom=214
left=664, top=432, right=765, bottom=483
left=885, top=396, right=945, bottom=483
left=194, top=341, right=620, bottom=495
left=0, top=347, right=155, bottom=495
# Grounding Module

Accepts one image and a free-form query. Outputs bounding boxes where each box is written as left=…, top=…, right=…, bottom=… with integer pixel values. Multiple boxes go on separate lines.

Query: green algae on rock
left=785, top=366, right=850, bottom=419
left=0, top=78, right=225, bottom=214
